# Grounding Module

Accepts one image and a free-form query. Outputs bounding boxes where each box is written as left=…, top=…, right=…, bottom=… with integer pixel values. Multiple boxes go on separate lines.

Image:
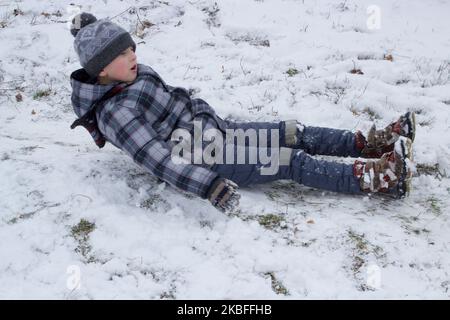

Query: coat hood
left=70, top=64, right=161, bottom=117
left=70, top=68, right=117, bottom=118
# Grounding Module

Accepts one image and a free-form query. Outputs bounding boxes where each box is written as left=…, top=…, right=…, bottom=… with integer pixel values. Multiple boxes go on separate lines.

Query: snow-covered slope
left=0, top=0, right=449, bottom=299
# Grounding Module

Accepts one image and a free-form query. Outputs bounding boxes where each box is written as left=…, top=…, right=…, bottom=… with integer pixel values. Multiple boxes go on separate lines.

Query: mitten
left=207, top=178, right=241, bottom=214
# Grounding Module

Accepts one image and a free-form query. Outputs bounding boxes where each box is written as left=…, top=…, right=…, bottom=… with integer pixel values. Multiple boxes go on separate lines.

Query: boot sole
left=404, top=111, right=416, bottom=142
left=396, top=138, right=413, bottom=198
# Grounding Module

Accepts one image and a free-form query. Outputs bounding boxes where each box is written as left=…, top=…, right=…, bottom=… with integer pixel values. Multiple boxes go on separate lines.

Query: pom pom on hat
left=70, top=12, right=97, bottom=37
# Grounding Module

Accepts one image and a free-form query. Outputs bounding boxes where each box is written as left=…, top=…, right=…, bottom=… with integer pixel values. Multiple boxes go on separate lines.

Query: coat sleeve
left=101, top=105, right=219, bottom=199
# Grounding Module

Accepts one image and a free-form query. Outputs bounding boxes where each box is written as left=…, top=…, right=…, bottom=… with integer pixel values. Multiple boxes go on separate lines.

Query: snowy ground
left=1, top=0, right=449, bottom=299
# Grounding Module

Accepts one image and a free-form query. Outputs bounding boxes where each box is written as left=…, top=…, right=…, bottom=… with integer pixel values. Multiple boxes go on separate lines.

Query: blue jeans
left=209, top=121, right=363, bottom=194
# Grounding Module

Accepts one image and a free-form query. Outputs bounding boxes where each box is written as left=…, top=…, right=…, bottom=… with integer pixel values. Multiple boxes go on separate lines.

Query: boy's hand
left=207, top=178, right=241, bottom=214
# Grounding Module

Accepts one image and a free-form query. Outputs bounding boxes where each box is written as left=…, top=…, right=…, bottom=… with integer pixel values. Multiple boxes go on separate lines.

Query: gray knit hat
left=71, top=13, right=136, bottom=77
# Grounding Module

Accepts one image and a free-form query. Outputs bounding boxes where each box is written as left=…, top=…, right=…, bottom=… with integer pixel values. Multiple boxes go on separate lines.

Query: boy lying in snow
left=69, top=13, right=416, bottom=214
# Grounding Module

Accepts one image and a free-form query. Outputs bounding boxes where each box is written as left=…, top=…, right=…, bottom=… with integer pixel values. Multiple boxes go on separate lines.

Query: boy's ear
left=98, top=69, right=107, bottom=77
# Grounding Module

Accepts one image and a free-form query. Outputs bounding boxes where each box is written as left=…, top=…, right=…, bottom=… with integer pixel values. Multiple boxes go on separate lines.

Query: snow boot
left=356, top=111, right=416, bottom=158
left=354, top=137, right=413, bottom=198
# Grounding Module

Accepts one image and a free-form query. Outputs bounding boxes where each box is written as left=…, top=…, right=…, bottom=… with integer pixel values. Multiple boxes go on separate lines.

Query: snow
left=1, top=0, right=450, bottom=299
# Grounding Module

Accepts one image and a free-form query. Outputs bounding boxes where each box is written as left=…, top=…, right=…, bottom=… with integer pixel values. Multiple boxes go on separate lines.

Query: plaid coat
left=70, top=64, right=226, bottom=199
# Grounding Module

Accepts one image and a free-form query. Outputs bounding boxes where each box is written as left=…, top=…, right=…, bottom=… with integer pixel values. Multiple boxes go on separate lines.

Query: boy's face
left=98, top=47, right=138, bottom=84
